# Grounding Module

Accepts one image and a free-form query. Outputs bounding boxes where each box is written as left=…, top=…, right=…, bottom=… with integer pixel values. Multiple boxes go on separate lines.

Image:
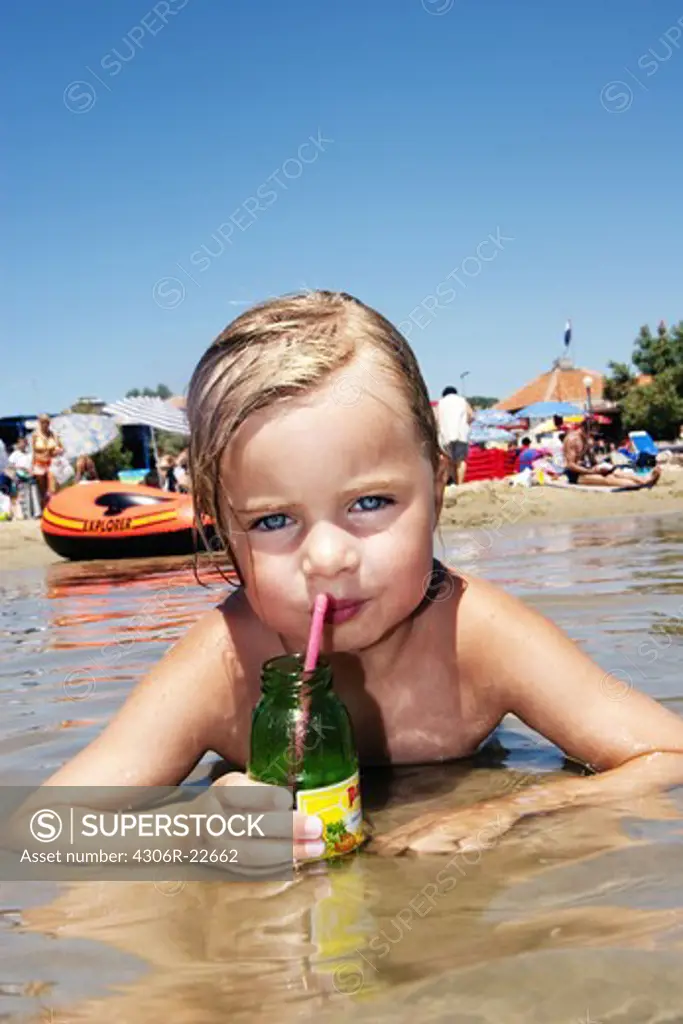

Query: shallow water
left=1, top=514, right=683, bottom=1024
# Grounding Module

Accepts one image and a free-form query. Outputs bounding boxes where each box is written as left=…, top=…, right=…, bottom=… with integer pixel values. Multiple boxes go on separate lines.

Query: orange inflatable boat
left=42, top=482, right=215, bottom=560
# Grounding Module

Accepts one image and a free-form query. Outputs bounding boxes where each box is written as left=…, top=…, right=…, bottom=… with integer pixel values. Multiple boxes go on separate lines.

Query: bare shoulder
left=448, top=567, right=576, bottom=705
left=174, top=585, right=279, bottom=748
left=446, top=571, right=515, bottom=722
left=453, top=570, right=567, bottom=691
left=454, top=571, right=521, bottom=634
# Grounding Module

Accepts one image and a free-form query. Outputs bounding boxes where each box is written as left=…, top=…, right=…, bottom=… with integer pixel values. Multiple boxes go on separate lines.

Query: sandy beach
left=439, top=463, right=683, bottom=530
left=1, top=467, right=681, bottom=572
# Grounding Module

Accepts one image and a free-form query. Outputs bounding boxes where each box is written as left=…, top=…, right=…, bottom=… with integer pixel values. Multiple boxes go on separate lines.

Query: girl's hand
left=369, top=800, right=517, bottom=856
left=211, top=772, right=325, bottom=867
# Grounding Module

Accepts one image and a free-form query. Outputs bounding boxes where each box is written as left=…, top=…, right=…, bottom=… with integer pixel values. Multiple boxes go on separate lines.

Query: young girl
left=44, top=291, right=683, bottom=861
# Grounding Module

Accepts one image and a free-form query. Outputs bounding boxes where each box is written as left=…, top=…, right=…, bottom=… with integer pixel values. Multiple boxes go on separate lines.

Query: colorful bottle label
left=296, top=772, right=363, bottom=859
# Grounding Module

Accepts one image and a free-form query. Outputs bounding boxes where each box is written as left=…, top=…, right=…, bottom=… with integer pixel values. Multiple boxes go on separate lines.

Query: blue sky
left=4, top=0, right=683, bottom=413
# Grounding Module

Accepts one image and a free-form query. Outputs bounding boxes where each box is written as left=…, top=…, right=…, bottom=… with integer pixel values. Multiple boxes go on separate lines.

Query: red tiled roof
left=494, top=365, right=604, bottom=412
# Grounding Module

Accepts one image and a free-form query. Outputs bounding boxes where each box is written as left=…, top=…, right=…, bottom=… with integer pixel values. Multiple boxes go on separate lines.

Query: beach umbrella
left=469, top=425, right=515, bottom=444
left=564, top=412, right=612, bottom=425
left=531, top=417, right=557, bottom=435
left=473, top=408, right=519, bottom=427
left=516, top=400, right=582, bottom=420
left=50, top=414, right=119, bottom=459
left=102, top=395, right=190, bottom=479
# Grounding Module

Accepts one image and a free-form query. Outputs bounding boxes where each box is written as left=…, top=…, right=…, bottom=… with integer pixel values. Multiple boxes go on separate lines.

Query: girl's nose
left=301, top=523, right=359, bottom=579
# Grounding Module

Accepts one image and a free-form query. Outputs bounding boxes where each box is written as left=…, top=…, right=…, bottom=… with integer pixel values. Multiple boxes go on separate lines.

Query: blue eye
left=251, top=513, right=292, bottom=532
left=352, top=495, right=393, bottom=513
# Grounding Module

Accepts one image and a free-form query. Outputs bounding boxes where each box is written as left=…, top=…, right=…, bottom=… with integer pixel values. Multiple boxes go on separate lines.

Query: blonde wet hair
left=186, top=290, right=440, bottom=568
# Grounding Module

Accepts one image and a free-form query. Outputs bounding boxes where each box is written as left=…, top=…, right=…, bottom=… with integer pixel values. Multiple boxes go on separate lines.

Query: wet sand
left=0, top=519, right=63, bottom=570
left=2, top=466, right=681, bottom=572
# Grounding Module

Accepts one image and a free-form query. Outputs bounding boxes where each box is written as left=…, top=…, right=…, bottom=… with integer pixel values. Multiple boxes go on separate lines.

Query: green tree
left=92, top=437, right=134, bottom=480
left=69, top=399, right=103, bottom=414
left=469, top=395, right=499, bottom=409
left=155, top=430, right=188, bottom=457
left=125, top=384, right=173, bottom=399
left=604, top=320, right=683, bottom=440
left=632, top=321, right=683, bottom=376
left=603, top=361, right=637, bottom=403
left=620, top=372, right=683, bottom=440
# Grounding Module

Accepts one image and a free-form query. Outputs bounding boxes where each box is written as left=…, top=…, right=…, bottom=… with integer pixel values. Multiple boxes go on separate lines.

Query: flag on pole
left=563, top=319, right=572, bottom=348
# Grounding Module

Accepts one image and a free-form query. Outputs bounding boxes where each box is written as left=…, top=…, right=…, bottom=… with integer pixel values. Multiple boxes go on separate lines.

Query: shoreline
left=1, top=468, right=681, bottom=573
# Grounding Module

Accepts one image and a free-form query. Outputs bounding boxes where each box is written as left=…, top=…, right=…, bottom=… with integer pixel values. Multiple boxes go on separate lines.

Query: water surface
left=1, top=514, right=682, bottom=1024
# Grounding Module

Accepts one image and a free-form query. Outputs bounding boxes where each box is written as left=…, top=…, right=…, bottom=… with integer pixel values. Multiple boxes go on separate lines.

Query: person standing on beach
left=0, top=440, right=11, bottom=519
left=0, top=438, right=8, bottom=489
left=30, top=414, right=63, bottom=509
left=7, top=436, right=37, bottom=518
left=436, top=386, right=474, bottom=485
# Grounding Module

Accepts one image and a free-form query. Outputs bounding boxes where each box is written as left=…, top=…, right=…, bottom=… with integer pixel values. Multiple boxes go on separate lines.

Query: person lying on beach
left=562, top=422, right=661, bottom=489
left=43, top=292, right=683, bottom=860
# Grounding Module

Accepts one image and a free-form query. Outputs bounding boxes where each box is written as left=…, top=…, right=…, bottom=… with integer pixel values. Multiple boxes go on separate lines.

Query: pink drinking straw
left=304, top=593, right=329, bottom=674
left=293, top=593, right=329, bottom=779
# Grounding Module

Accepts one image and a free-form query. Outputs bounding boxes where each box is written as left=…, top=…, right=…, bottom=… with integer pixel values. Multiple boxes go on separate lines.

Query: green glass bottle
left=248, top=653, right=364, bottom=860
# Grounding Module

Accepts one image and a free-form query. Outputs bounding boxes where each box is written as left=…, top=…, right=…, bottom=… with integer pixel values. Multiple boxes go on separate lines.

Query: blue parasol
left=50, top=414, right=119, bottom=459
left=469, top=425, right=515, bottom=444
left=516, top=400, right=582, bottom=419
left=473, top=409, right=519, bottom=427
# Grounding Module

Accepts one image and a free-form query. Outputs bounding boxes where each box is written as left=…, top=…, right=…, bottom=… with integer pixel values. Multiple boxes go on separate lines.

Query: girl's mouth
left=325, top=599, right=366, bottom=625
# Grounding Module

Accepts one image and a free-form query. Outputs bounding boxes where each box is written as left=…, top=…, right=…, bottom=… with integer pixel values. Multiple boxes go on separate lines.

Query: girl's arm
left=373, top=576, right=683, bottom=855
left=40, top=594, right=324, bottom=863
left=468, top=577, right=683, bottom=771
left=43, top=606, right=239, bottom=787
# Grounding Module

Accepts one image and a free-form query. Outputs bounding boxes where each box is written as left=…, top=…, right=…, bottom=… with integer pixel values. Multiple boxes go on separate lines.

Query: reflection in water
left=0, top=556, right=229, bottom=785
left=19, top=801, right=683, bottom=1023
left=1, top=515, right=683, bottom=1023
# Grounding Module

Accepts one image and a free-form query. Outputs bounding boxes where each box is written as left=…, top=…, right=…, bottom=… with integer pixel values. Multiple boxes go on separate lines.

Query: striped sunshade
left=103, top=397, right=190, bottom=434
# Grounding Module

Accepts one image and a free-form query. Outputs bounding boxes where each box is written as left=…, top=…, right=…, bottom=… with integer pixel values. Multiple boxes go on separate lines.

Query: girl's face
left=221, top=352, right=446, bottom=652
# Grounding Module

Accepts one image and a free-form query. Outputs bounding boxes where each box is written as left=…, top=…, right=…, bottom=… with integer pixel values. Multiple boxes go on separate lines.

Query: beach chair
left=628, top=431, right=659, bottom=468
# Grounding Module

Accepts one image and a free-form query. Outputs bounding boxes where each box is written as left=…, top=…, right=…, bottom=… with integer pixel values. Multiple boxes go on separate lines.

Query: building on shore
left=494, top=356, right=610, bottom=414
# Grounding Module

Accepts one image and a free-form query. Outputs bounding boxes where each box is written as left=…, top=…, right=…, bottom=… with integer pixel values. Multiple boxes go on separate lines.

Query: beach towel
left=544, top=481, right=641, bottom=493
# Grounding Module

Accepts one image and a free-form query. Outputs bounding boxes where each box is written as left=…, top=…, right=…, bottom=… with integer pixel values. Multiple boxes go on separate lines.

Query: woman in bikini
left=31, top=414, right=64, bottom=509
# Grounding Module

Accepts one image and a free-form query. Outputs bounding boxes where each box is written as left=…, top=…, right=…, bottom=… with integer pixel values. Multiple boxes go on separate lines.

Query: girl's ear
left=433, top=452, right=449, bottom=522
